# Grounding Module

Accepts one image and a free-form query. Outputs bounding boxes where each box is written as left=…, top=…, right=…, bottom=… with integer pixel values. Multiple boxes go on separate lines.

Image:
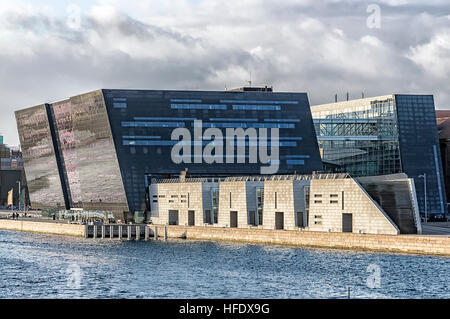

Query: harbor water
left=0, top=230, right=448, bottom=299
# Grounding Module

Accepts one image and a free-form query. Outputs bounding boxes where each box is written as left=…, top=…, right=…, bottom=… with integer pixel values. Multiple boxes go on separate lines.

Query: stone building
left=148, top=173, right=421, bottom=235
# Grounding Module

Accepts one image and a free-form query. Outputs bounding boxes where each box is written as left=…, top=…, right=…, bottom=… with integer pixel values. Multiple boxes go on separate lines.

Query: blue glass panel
left=170, top=99, right=202, bottom=103
left=232, top=105, right=281, bottom=111
left=123, top=140, right=177, bottom=146
left=171, top=104, right=227, bottom=110
left=264, top=118, right=300, bottom=122
left=122, top=122, right=185, bottom=128
left=113, top=102, right=127, bottom=109
left=279, top=137, right=303, bottom=140
left=210, top=118, right=258, bottom=122
left=224, top=136, right=303, bottom=141
left=200, top=122, right=295, bottom=129
left=286, top=160, right=305, bottom=165
left=220, top=100, right=298, bottom=105
left=234, top=141, right=296, bottom=147
left=285, top=155, right=310, bottom=159
left=122, top=136, right=161, bottom=139
left=134, top=117, right=196, bottom=121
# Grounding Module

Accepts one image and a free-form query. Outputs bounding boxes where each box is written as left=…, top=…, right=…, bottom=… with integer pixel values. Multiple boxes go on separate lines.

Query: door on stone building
left=230, top=211, right=238, bottom=228
left=249, top=211, right=256, bottom=226
left=297, top=212, right=304, bottom=228
left=169, top=210, right=179, bottom=225
left=342, top=213, right=353, bottom=233
left=188, top=210, right=195, bottom=226
left=275, top=212, right=284, bottom=230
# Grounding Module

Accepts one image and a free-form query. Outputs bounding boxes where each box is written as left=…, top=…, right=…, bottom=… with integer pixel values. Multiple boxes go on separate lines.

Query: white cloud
left=408, top=29, right=450, bottom=79
left=0, top=0, right=450, bottom=145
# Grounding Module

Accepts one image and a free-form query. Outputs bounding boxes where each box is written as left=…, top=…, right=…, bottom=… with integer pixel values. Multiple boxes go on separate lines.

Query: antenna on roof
left=362, top=92, right=365, bottom=99
left=335, top=94, right=338, bottom=103
left=247, top=71, right=252, bottom=87
left=346, top=92, right=349, bottom=101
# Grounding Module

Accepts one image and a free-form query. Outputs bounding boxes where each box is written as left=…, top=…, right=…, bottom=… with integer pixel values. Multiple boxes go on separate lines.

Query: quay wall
left=1, top=220, right=449, bottom=256
left=0, top=220, right=85, bottom=237
left=148, top=225, right=450, bottom=256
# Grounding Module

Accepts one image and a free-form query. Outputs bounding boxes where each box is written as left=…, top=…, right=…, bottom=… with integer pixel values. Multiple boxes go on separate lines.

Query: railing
left=151, top=173, right=351, bottom=184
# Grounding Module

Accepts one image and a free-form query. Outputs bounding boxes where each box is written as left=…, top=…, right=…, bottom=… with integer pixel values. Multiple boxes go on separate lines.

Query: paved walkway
left=422, top=222, right=450, bottom=235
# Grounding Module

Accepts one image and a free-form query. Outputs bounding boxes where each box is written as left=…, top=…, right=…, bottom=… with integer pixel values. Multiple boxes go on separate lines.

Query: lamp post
left=418, top=173, right=427, bottom=223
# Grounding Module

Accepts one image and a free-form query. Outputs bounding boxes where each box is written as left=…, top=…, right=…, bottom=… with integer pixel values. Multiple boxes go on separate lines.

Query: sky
left=1, top=0, right=450, bottom=146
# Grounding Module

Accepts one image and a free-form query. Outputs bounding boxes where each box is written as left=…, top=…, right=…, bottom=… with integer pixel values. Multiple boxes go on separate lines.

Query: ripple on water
left=0, top=230, right=449, bottom=299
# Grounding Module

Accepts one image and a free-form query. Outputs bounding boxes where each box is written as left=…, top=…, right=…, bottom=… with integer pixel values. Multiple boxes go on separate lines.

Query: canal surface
left=0, top=230, right=448, bottom=299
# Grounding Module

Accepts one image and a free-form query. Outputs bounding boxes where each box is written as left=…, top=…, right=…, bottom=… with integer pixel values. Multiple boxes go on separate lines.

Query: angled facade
left=16, top=89, right=323, bottom=218
left=311, top=94, right=446, bottom=216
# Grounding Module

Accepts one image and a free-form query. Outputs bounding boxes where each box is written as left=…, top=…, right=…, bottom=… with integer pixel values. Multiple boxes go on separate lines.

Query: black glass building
left=16, top=89, right=323, bottom=217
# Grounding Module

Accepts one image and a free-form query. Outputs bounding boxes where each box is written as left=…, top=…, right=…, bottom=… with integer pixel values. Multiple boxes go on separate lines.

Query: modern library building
left=15, top=89, right=445, bottom=225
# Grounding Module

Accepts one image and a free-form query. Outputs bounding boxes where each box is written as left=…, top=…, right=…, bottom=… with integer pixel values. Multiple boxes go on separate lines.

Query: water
left=0, top=230, right=449, bottom=299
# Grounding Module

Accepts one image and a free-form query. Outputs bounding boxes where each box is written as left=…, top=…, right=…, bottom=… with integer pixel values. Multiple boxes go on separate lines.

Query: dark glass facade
left=312, top=94, right=446, bottom=216
left=17, top=89, right=323, bottom=216
left=15, top=105, right=65, bottom=209
left=395, top=94, right=446, bottom=216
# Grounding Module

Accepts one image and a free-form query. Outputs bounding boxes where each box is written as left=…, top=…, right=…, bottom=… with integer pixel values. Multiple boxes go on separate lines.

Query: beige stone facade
left=148, top=174, right=419, bottom=235
left=308, top=178, right=399, bottom=235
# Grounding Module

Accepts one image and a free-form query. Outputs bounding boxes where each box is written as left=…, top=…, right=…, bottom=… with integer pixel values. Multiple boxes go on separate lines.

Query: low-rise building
left=148, top=173, right=421, bottom=235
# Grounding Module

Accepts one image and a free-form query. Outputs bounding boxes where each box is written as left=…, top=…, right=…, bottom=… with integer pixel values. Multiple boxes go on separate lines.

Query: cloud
left=0, top=0, right=450, bottom=146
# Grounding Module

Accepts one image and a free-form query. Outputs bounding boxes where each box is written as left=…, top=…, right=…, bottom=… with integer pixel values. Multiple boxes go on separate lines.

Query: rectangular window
left=330, top=200, right=339, bottom=204
left=314, top=194, right=322, bottom=198
left=256, top=187, right=264, bottom=226
left=211, top=188, right=220, bottom=224
left=275, top=192, right=278, bottom=209
left=314, top=200, right=322, bottom=204
left=304, top=186, right=310, bottom=227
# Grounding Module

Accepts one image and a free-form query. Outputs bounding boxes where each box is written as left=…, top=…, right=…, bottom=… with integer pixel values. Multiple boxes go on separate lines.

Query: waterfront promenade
left=0, top=217, right=449, bottom=256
